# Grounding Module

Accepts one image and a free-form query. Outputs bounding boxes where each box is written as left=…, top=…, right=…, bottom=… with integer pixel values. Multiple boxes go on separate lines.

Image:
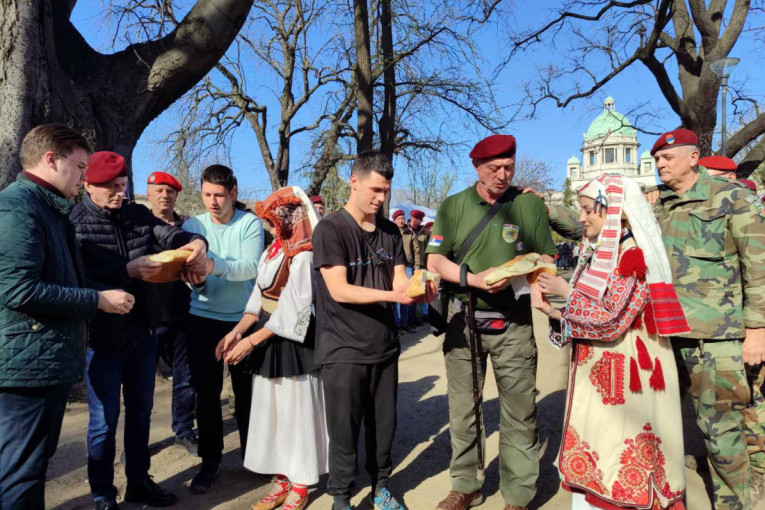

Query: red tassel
left=649, top=358, right=665, bottom=391
left=630, top=314, right=643, bottom=330
left=618, top=248, right=647, bottom=279
left=644, top=302, right=657, bottom=336
left=629, top=357, right=642, bottom=393
left=636, top=336, right=653, bottom=370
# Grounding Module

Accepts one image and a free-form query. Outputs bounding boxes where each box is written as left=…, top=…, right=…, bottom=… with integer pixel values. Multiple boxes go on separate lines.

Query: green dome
left=585, top=98, right=636, bottom=141
left=567, top=155, right=580, bottom=164
left=640, top=150, right=652, bottom=159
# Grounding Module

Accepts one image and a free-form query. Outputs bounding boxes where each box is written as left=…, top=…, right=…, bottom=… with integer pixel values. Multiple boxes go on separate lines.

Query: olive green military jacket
left=413, top=228, right=429, bottom=270
left=549, top=168, right=765, bottom=340
left=399, top=226, right=419, bottom=267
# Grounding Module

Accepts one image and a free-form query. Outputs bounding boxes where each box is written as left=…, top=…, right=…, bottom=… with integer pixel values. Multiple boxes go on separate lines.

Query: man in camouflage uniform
left=544, top=129, right=765, bottom=509
left=393, top=209, right=419, bottom=331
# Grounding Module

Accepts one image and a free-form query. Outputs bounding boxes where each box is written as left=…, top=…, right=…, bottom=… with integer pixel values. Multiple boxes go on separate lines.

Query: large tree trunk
left=0, top=0, right=253, bottom=191
left=353, top=0, right=373, bottom=152
left=379, top=0, right=395, bottom=216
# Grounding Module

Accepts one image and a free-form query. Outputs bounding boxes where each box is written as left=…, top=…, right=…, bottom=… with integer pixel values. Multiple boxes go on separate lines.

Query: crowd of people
left=0, top=123, right=763, bottom=510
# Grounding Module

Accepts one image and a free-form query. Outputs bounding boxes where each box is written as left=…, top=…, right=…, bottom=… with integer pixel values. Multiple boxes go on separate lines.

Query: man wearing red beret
left=146, top=171, right=200, bottom=457
left=70, top=152, right=210, bottom=509
left=699, top=155, right=738, bottom=180
left=392, top=209, right=417, bottom=332
left=310, top=195, right=325, bottom=216
left=409, top=209, right=429, bottom=326
left=545, top=128, right=765, bottom=506
left=427, top=134, right=557, bottom=510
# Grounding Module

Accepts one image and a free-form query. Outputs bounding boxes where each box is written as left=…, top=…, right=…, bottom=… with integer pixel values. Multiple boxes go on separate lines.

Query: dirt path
left=46, top=306, right=763, bottom=509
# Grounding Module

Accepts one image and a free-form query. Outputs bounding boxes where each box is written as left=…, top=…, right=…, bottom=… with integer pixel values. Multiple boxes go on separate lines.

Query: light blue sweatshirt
left=182, top=209, right=264, bottom=322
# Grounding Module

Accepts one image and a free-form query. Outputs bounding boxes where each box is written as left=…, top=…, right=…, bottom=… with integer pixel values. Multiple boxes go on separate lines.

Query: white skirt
left=243, top=371, right=329, bottom=485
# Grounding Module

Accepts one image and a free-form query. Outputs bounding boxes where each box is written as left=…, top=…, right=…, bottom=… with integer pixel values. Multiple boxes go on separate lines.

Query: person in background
left=311, top=195, right=325, bottom=216
left=410, top=210, right=429, bottom=326
left=0, top=125, right=134, bottom=509
left=71, top=151, right=208, bottom=510
left=181, top=164, right=264, bottom=495
left=392, top=209, right=417, bottom=333
left=145, top=171, right=198, bottom=455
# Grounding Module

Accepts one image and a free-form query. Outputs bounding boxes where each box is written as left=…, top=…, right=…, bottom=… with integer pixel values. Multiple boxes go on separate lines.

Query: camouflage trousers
left=672, top=339, right=754, bottom=510
left=744, top=362, right=765, bottom=475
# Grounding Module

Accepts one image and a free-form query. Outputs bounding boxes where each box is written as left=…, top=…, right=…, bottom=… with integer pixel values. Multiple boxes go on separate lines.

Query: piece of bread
left=525, top=263, right=558, bottom=284
left=406, top=269, right=441, bottom=298
left=484, top=253, right=542, bottom=285
left=145, top=249, right=193, bottom=283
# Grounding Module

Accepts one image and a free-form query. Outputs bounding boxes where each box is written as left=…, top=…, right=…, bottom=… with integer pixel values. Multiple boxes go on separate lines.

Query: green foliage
left=562, top=178, right=576, bottom=208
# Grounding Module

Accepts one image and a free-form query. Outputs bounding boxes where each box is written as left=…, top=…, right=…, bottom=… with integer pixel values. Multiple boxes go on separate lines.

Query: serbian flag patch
left=429, top=235, right=443, bottom=247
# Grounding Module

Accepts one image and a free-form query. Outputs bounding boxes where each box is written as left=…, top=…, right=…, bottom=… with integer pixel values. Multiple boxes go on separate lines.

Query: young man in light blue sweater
left=181, top=165, right=264, bottom=494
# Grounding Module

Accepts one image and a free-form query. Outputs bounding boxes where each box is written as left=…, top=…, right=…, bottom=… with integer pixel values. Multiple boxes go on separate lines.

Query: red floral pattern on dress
left=610, top=424, right=684, bottom=506
left=563, top=272, right=649, bottom=343
left=589, top=352, right=626, bottom=405
left=560, top=426, right=609, bottom=495
left=575, top=342, right=594, bottom=366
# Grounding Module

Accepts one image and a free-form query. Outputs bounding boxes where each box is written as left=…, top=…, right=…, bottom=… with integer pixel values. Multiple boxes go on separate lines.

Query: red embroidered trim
left=575, top=342, right=594, bottom=367
left=589, top=352, right=626, bottom=405
left=560, top=426, right=609, bottom=495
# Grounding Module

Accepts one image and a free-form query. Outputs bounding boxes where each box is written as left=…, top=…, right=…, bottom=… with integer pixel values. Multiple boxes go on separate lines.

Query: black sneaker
left=190, top=461, right=219, bottom=494
left=95, top=497, right=120, bottom=510
left=175, top=431, right=199, bottom=455
left=125, top=475, right=177, bottom=507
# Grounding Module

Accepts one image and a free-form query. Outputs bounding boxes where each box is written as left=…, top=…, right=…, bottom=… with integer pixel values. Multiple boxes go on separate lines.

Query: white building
left=565, top=97, right=656, bottom=191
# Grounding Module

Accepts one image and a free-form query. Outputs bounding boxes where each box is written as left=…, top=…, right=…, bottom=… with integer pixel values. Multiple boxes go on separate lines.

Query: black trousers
left=184, top=314, right=252, bottom=465
left=323, top=357, right=398, bottom=505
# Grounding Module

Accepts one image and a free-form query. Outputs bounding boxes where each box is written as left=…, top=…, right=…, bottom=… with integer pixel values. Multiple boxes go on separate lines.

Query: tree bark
left=379, top=0, right=395, bottom=216
left=353, top=0, right=374, bottom=152
left=0, top=0, right=253, bottom=191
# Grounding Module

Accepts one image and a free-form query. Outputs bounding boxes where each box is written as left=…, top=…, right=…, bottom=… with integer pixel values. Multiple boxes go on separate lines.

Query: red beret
left=147, top=171, right=182, bottom=191
left=410, top=209, right=425, bottom=220
left=650, top=129, right=698, bottom=155
left=470, top=134, right=517, bottom=160
left=424, top=221, right=433, bottom=228
left=392, top=209, right=404, bottom=219
left=310, top=195, right=323, bottom=204
left=699, top=156, right=737, bottom=172
left=738, top=179, right=757, bottom=192
left=86, top=151, right=128, bottom=184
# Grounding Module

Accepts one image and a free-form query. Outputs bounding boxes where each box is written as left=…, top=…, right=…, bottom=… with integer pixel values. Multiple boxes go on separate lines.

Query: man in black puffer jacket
left=70, top=151, right=209, bottom=510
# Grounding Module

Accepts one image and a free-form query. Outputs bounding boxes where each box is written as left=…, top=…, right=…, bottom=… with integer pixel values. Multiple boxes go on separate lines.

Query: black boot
left=190, top=461, right=220, bottom=495
left=94, top=496, right=120, bottom=510
left=125, top=475, right=177, bottom=507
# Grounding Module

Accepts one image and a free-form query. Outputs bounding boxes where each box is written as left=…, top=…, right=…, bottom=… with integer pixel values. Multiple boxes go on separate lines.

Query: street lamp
left=709, top=57, right=740, bottom=156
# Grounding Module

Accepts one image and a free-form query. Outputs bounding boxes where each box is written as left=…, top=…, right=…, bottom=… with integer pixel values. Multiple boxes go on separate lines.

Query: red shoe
left=252, top=479, right=290, bottom=510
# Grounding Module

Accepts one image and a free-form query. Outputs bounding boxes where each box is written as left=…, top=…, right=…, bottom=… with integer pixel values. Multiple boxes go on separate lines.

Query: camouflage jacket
left=549, top=168, right=765, bottom=340
left=399, top=226, right=419, bottom=267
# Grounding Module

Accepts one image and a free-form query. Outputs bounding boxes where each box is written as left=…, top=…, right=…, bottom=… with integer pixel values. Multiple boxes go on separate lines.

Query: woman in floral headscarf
left=531, top=174, right=690, bottom=510
left=218, top=186, right=328, bottom=510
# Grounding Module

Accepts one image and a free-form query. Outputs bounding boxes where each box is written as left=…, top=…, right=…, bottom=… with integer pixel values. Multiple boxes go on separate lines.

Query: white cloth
left=571, top=492, right=596, bottom=509
left=244, top=250, right=314, bottom=342
left=243, top=372, right=329, bottom=485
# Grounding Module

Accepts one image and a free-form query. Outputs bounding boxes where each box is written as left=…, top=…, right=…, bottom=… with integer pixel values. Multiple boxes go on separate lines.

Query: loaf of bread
left=145, top=249, right=193, bottom=283
left=484, top=253, right=541, bottom=285
left=525, top=263, right=558, bottom=284
left=406, top=269, right=441, bottom=298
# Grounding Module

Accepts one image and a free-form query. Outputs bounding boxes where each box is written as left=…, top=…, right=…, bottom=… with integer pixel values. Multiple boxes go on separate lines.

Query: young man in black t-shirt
left=313, top=152, right=435, bottom=510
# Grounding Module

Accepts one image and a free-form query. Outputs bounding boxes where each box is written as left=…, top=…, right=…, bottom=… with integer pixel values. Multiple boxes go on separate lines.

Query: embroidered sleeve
left=264, top=251, right=314, bottom=343
left=548, top=317, right=568, bottom=348
left=562, top=273, right=649, bottom=343
left=244, top=251, right=269, bottom=316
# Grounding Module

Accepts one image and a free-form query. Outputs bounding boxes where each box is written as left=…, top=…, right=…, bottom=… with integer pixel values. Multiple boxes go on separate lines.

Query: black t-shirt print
left=312, top=210, right=406, bottom=365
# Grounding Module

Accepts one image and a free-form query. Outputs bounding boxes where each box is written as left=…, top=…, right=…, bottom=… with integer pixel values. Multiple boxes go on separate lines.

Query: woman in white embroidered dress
left=531, top=174, right=689, bottom=510
left=218, top=187, right=328, bottom=510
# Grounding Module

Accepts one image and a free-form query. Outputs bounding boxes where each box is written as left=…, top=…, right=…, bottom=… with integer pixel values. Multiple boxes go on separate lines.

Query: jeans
left=85, top=330, right=157, bottom=500
left=155, top=324, right=196, bottom=438
left=396, top=266, right=413, bottom=327
left=0, top=385, right=69, bottom=510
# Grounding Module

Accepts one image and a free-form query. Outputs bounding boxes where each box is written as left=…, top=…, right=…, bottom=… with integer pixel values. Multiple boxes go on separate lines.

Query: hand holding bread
left=141, top=250, right=193, bottom=283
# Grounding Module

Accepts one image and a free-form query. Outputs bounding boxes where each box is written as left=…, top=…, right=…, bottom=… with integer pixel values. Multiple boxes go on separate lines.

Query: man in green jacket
left=541, top=129, right=765, bottom=509
left=0, top=124, right=134, bottom=509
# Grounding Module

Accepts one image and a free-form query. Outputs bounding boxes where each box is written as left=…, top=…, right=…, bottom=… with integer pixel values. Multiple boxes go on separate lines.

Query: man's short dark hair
left=201, top=164, right=237, bottom=192
left=351, top=151, right=394, bottom=181
left=19, top=124, right=91, bottom=169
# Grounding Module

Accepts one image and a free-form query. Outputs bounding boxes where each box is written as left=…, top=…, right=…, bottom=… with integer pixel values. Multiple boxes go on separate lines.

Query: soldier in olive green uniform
left=545, top=129, right=765, bottom=509
left=427, top=135, right=557, bottom=510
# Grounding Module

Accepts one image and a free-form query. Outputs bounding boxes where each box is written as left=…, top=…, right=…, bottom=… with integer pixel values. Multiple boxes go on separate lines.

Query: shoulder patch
left=428, top=235, right=443, bottom=247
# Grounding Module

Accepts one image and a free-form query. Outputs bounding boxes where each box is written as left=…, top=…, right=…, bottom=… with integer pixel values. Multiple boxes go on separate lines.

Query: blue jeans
left=396, top=266, right=413, bottom=327
left=155, top=325, right=196, bottom=438
left=0, top=385, right=69, bottom=509
left=85, top=330, right=157, bottom=500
